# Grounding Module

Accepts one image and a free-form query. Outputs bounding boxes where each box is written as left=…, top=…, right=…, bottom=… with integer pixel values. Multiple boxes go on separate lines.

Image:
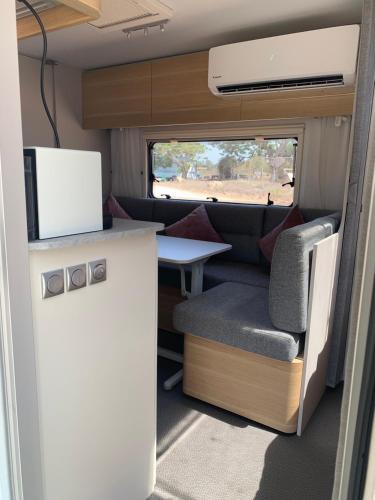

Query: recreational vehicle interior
left=0, top=0, right=374, bottom=499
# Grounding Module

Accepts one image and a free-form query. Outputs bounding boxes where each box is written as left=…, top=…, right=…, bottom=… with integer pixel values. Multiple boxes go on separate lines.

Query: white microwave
left=24, top=147, right=103, bottom=240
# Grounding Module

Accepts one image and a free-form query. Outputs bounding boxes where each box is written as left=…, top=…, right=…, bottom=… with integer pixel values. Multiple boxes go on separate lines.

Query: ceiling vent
left=89, top=0, right=173, bottom=32
left=16, top=0, right=57, bottom=19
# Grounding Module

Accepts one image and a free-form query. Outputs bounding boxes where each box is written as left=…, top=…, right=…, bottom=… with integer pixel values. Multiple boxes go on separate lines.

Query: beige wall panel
left=19, top=55, right=112, bottom=197
left=297, top=233, right=339, bottom=435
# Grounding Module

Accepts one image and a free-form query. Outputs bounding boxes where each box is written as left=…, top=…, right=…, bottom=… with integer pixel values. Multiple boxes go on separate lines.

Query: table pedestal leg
left=160, top=259, right=208, bottom=390
left=163, top=369, right=183, bottom=391
left=158, top=347, right=184, bottom=390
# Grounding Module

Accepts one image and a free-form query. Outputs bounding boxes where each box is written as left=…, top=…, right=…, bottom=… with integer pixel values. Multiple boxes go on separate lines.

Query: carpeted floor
left=150, top=357, right=342, bottom=500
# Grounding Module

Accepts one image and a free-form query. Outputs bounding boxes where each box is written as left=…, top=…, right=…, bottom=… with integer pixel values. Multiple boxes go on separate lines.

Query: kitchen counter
left=27, top=216, right=161, bottom=500
left=28, top=218, right=164, bottom=251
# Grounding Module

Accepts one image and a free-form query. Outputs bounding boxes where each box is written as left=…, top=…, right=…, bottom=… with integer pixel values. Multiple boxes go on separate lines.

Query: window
left=149, top=138, right=297, bottom=206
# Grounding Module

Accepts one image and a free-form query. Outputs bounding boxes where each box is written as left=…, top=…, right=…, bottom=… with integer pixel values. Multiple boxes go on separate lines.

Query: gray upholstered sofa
left=173, top=212, right=340, bottom=433
left=117, top=196, right=334, bottom=292
left=173, top=213, right=340, bottom=363
left=117, top=197, right=340, bottom=433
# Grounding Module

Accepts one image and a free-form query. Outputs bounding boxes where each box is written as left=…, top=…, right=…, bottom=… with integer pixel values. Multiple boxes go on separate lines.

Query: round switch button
left=93, top=264, right=105, bottom=281
left=71, top=268, right=85, bottom=288
left=47, top=274, right=64, bottom=295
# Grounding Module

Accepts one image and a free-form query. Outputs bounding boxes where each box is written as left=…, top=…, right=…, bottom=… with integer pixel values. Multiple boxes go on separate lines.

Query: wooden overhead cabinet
left=17, top=0, right=101, bottom=40
left=82, top=62, right=152, bottom=129
left=151, top=52, right=241, bottom=125
left=82, top=50, right=356, bottom=129
left=240, top=85, right=356, bottom=120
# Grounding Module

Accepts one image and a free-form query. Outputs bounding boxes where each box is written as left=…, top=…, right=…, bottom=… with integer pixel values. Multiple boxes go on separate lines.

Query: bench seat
left=159, top=259, right=270, bottom=291
left=204, top=260, right=270, bottom=289
left=174, top=282, right=301, bottom=362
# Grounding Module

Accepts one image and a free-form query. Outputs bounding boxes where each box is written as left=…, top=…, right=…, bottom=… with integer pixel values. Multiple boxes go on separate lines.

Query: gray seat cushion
left=173, top=282, right=300, bottom=362
left=204, top=260, right=270, bottom=289
left=269, top=213, right=341, bottom=334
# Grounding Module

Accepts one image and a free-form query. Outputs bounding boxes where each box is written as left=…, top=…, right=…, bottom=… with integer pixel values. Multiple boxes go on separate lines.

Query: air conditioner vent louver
left=217, top=75, right=344, bottom=94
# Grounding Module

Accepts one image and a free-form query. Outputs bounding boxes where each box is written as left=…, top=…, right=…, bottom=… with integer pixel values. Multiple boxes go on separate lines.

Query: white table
left=157, top=235, right=232, bottom=389
left=157, top=235, right=232, bottom=298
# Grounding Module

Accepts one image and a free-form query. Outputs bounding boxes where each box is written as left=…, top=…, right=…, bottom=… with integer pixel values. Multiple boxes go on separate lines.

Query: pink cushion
left=165, top=205, right=224, bottom=243
left=103, top=194, right=132, bottom=220
left=258, top=205, right=305, bottom=262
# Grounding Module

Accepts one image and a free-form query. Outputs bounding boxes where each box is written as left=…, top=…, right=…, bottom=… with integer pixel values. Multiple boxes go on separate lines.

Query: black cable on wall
left=18, top=0, right=61, bottom=148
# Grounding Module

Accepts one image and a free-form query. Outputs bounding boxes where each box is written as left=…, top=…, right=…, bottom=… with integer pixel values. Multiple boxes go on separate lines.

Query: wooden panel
left=81, top=50, right=355, bottom=129
left=17, top=5, right=90, bottom=40
left=60, top=0, right=100, bottom=17
left=17, top=0, right=100, bottom=40
left=241, top=86, right=355, bottom=120
left=297, top=233, right=339, bottom=435
left=151, top=52, right=241, bottom=125
left=184, top=334, right=304, bottom=433
left=158, top=285, right=185, bottom=332
left=83, top=62, right=152, bottom=129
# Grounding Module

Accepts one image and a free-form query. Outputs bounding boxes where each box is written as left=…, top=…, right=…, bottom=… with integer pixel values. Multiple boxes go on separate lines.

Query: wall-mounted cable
left=17, top=0, right=61, bottom=148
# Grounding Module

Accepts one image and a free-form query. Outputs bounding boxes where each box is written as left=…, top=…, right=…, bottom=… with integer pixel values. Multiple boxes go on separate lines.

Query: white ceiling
left=18, top=0, right=363, bottom=70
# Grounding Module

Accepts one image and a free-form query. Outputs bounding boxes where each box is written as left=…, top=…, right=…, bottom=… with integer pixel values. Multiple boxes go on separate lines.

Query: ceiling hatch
left=89, top=0, right=173, bottom=32
left=15, top=0, right=57, bottom=19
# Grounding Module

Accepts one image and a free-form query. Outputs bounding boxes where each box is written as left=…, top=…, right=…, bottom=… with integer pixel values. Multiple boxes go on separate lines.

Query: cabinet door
left=151, top=52, right=241, bottom=125
left=240, top=86, right=355, bottom=120
left=83, top=61, right=152, bottom=129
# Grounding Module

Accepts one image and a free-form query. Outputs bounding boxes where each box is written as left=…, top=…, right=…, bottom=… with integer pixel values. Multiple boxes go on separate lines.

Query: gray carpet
left=150, top=357, right=342, bottom=500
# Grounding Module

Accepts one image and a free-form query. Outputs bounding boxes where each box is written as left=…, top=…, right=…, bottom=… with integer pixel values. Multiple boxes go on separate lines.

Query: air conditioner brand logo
left=212, top=75, right=222, bottom=79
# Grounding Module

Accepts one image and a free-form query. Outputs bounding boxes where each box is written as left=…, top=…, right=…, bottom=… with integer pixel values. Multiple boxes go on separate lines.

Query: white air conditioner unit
left=208, top=25, right=360, bottom=96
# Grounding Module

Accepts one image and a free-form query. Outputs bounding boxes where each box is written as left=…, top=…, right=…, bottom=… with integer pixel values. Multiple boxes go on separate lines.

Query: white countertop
left=157, top=235, right=232, bottom=264
left=29, top=218, right=164, bottom=251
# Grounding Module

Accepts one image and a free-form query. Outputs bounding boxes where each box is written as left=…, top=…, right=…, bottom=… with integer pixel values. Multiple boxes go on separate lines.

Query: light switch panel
left=66, top=264, right=86, bottom=291
left=88, top=259, right=106, bottom=285
left=41, top=269, right=64, bottom=299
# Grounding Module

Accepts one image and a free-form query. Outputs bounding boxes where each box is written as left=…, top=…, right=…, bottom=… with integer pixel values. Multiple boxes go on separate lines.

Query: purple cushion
left=104, top=194, right=132, bottom=220
left=165, top=205, right=224, bottom=243
left=258, top=205, right=305, bottom=262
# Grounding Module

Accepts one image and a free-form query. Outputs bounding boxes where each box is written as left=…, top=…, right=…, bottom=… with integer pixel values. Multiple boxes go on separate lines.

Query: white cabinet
left=28, top=222, right=160, bottom=500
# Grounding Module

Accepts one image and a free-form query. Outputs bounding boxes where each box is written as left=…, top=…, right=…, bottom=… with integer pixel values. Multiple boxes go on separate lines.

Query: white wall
left=18, top=55, right=112, bottom=198
left=0, top=3, right=43, bottom=499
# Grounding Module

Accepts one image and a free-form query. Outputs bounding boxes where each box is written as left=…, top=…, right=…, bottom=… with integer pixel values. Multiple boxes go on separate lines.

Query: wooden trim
left=241, top=89, right=355, bottom=120
left=183, top=334, right=304, bottom=433
left=59, top=0, right=100, bottom=18
left=17, top=0, right=101, bottom=40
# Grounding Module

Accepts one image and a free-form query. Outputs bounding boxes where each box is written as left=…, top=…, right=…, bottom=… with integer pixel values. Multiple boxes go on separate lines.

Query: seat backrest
left=116, top=196, right=154, bottom=221
left=119, top=197, right=267, bottom=265
left=117, top=197, right=338, bottom=268
left=269, top=213, right=341, bottom=334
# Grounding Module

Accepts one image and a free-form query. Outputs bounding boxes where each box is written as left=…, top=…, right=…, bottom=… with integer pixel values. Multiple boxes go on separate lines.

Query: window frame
left=144, top=124, right=305, bottom=207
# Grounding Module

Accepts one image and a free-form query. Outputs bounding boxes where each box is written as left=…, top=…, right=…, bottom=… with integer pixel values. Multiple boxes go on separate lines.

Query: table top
left=157, top=235, right=232, bottom=264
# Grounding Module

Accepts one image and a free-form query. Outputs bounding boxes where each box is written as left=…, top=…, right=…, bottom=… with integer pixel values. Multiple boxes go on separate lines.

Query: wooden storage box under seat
left=158, top=284, right=185, bottom=332
left=183, top=334, right=304, bottom=433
